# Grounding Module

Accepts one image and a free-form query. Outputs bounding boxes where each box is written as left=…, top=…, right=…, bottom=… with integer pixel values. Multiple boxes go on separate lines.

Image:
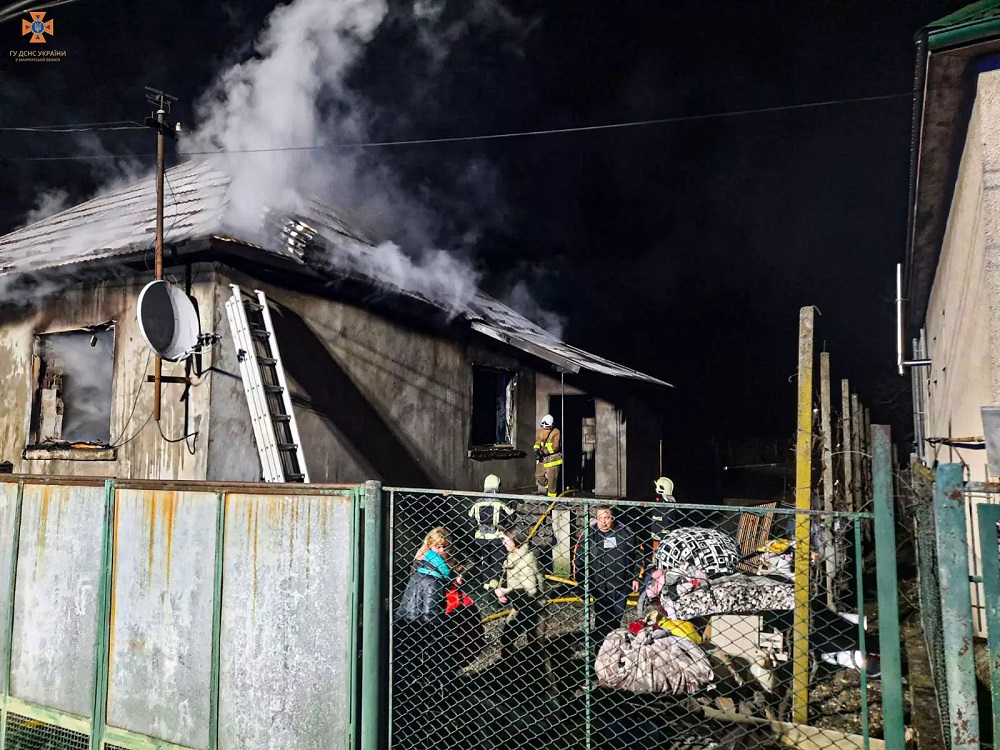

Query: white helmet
left=540, top=414, right=555, bottom=428
left=654, top=476, right=674, bottom=497
left=484, top=474, right=501, bottom=493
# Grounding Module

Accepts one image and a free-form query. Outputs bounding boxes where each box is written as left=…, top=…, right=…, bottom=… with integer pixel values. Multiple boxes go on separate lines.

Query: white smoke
left=184, top=0, right=385, bottom=228
left=39, top=329, right=115, bottom=444
left=22, top=188, right=69, bottom=225
left=180, top=0, right=506, bottom=316
left=503, top=280, right=566, bottom=339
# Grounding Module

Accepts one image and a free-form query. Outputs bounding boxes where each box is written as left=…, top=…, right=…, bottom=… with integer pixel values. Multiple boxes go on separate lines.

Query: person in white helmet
left=469, top=475, right=513, bottom=589
left=651, top=476, right=676, bottom=551
left=533, top=414, right=562, bottom=497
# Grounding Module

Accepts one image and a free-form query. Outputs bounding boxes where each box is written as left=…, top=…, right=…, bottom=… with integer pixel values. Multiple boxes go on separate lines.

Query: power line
left=0, top=122, right=146, bottom=133
left=0, top=91, right=912, bottom=163
left=0, top=120, right=141, bottom=130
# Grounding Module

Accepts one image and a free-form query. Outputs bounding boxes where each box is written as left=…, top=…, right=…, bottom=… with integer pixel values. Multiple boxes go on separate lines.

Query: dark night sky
left=0, top=0, right=964, bottom=484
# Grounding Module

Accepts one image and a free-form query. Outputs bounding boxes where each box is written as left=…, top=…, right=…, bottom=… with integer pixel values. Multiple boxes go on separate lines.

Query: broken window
left=470, top=366, right=517, bottom=447
left=30, top=329, right=115, bottom=447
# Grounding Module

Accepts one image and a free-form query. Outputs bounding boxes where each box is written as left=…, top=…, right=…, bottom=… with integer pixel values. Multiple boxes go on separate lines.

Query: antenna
left=144, top=86, right=177, bottom=115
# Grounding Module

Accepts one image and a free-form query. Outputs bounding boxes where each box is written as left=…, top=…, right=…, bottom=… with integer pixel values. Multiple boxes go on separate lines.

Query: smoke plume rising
left=180, top=0, right=554, bottom=324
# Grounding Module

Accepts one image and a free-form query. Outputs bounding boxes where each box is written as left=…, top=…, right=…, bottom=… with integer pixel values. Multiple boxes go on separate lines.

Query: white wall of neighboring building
left=922, top=68, right=1000, bottom=482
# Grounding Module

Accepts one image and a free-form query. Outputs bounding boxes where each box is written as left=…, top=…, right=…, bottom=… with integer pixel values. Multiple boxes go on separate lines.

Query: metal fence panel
left=10, top=483, right=105, bottom=719
left=388, top=489, right=879, bottom=750
left=976, top=501, right=1000, bottom=750
left=106, top=489, right=219, bottom=749
left=0, top=483, right=20, bottom=692
left=218, top=491, right=355, bottom=750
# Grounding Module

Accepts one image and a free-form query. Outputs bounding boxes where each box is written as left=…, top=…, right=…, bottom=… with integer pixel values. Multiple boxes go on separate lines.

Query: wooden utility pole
left=841, top=380, right=853, bottom=513
left=819, top=353, right=836, bottom=608
left=792, top=307, right=814, bottom=725
left=144, top=87, right=177, bottom=422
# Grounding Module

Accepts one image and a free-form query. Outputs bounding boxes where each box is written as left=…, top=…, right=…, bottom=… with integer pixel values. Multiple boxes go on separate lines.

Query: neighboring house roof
left=925, top=0, right=1000, bottom=50
left=0, top=160, right=671, bottom=388
left=904, top=1, right=1000, bottom=331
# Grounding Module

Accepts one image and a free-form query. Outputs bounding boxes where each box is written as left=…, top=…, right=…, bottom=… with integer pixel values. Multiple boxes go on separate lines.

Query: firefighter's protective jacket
left=534, top=428, right=563, bottom=467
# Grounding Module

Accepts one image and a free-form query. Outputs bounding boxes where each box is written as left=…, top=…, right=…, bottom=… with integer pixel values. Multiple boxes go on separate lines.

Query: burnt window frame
left=24, top=324, right=118, bottom=461
left=469, top=365, right=518, bottom=454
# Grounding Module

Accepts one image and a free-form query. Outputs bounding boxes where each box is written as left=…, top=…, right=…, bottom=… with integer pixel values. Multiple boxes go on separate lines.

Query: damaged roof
left=0, top=160, right=671, bottom=388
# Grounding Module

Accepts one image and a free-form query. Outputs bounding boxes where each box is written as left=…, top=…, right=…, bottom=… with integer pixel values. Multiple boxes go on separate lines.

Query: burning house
left=0, top=160, right=670, bottom=495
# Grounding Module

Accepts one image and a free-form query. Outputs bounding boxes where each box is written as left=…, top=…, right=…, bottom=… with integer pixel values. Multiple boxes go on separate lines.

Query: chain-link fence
left=913, top=494, right=951, bottom=750
left=388, top=490, right=879, bottom=750
left=912, top=472, right=1000, bottom=750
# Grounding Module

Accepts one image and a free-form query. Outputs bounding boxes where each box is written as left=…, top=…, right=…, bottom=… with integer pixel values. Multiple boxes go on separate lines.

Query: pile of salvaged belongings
left=595, top=620, right=714, bottom=694
left=647, top=527, right=795, bottom=620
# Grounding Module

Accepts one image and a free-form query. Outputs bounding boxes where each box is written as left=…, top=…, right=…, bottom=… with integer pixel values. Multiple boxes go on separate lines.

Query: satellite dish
left=137, top=280, right=200, bottom=361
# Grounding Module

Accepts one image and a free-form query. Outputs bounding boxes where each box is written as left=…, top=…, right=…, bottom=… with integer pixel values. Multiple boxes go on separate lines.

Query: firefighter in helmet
left=534, top=414, right=562, bottom=498
left=650, top=476, right=676, bottom=550
left=469, top=478, right=514, bottom=589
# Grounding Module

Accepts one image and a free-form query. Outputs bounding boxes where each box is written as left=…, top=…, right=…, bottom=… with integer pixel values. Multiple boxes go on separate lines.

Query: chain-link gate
left=388, top=490, right=880, bottom=750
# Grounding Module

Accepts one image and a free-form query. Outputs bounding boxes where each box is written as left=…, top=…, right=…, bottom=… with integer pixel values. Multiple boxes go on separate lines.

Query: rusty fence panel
left=387, top=489, right=886, bottom=750
left=0, top=476, right=364, bottom=750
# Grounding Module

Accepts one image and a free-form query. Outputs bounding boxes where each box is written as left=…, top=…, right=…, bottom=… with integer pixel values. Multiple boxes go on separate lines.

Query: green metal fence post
left=0, top=480, right=24, bottom=750
left=976, top=502, right=1000, bottom=750
left=933, top=463, right=980, bottom=749
left=871, top=425, right=904, bottom=750
left=89, top=478, right=116, bottom=750
left=360, top=480, right=384, bottom=750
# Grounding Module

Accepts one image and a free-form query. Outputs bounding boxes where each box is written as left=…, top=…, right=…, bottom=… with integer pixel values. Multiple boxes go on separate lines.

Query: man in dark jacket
left=573, top=505, right=643, bottom=647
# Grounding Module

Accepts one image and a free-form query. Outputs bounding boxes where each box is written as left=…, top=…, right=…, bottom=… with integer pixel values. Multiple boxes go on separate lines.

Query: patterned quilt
left=668, top=574, right=794, bottom=619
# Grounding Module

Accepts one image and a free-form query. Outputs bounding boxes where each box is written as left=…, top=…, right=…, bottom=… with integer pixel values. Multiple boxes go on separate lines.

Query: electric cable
left=0, top=123, right=146, bottom=133
left=0, top=91, right=912, bottom=163
left=156, top=419, right=199, bottom=455
left=109, top=348, right=151, bottom=447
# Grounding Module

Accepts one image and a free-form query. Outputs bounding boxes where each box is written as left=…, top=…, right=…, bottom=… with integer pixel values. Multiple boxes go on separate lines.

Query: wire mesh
left=388, top=491, right=879, bottom=750
left=3, top=713, right=89, bottom=750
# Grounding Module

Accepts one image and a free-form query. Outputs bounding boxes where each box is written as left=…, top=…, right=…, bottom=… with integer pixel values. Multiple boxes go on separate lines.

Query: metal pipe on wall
left=560, top=371, right=565, bottom=495
left=897, top=263, right=932, bottom=375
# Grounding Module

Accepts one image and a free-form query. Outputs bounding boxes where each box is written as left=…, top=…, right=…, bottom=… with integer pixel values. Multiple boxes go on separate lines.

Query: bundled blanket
left=652, top=527, right=740, bottom=578
left=595, top=627, right=714, bottom=695
left=668, top=574, right=794, bottom=619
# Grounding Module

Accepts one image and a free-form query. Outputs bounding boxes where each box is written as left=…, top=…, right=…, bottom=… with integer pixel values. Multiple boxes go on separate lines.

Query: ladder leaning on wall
left=225, top=284, right=310, bottom=483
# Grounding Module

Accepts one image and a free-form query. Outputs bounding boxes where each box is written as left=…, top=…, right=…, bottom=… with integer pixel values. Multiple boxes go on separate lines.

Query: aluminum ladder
left=225, top=285, right=309, bottom=483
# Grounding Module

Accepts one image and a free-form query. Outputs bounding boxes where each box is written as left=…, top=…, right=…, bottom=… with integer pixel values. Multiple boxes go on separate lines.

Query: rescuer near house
left=534, top=414, right=562, bottom=497
left=651, top=476, right=677, bottom=549
left=469, top=475, right=515, bottom=589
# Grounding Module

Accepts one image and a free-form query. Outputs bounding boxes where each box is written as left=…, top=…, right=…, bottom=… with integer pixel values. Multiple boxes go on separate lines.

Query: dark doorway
left=547, top=395, right=596, bottom=494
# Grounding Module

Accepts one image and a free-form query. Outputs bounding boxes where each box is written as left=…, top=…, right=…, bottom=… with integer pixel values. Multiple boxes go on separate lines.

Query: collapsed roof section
left=0, top=160, right=672, bottom=388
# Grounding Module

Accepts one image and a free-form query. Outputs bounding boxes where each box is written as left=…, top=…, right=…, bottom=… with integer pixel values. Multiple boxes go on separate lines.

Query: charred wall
left=207, top=267, right=538, bottom=491
left=0, top=265, right=218, bottom=480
